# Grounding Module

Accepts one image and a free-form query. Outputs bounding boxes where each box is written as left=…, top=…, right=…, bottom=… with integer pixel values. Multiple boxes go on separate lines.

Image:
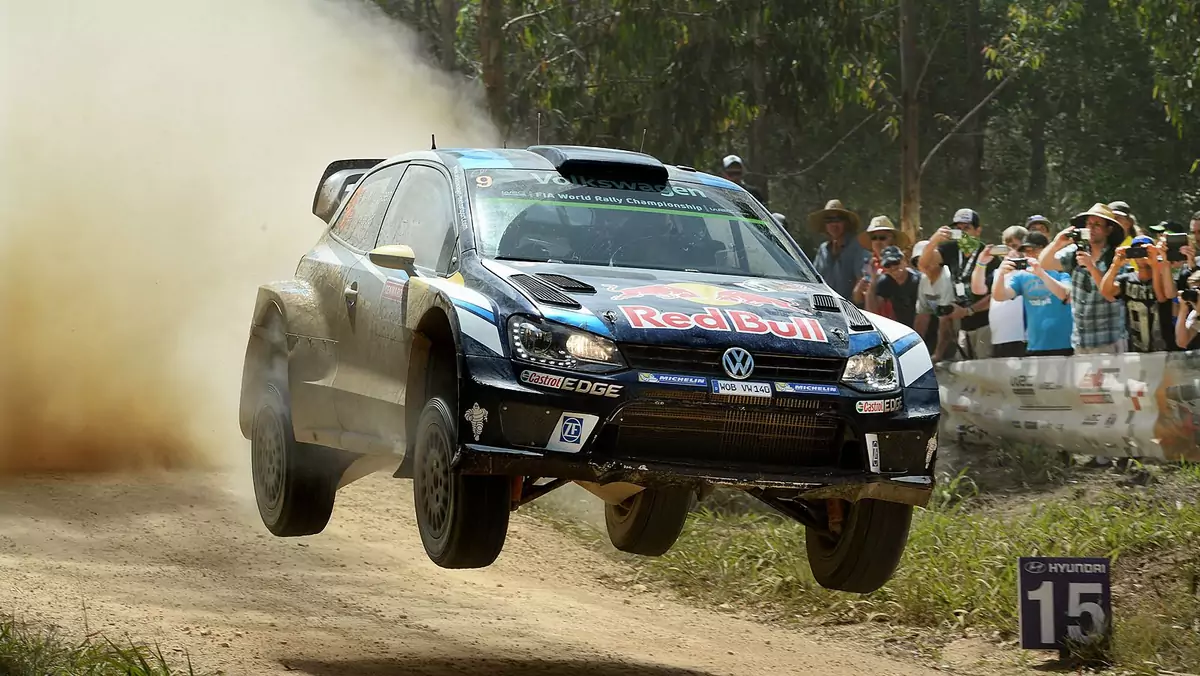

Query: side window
left=331, top=165, right=405, bottom=250
left=377, top=165, right=458, bottom=273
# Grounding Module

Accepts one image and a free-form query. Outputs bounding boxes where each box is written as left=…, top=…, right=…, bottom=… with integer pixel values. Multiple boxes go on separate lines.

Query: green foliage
left=0, top=616, right=203, bottom=675
left=377, top=0, right=1200, bottom=243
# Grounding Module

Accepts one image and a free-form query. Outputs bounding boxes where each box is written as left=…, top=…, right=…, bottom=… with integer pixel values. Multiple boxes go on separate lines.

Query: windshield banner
left=937, top=350, right=1200, bottom=461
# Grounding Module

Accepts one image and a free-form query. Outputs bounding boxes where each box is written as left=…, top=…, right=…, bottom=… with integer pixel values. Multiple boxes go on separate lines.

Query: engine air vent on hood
left=840, top=299, right=874, bottom=331
left=508, top=274, right=583, bottom=309
left=812, top=294, right=841, bottom=313
left=535, top=273, right=597, bottom=294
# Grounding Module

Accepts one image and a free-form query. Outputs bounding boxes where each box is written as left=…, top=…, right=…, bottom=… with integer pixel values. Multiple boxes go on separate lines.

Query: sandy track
left=0, top=470, right=935, bottom=676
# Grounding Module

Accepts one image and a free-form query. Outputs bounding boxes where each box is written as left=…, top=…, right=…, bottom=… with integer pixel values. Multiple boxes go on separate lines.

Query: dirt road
left=0, top=471, right=936, bottom=676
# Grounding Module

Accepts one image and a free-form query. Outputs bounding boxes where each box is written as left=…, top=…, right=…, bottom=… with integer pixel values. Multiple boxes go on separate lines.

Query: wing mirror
left=369, top=244, right=416, bottom=273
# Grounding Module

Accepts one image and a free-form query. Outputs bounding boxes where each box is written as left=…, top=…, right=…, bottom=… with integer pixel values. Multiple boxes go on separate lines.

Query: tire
left=413, top=397, right=510, bottom=569
left=605, top=485, right=692, bottom=556
left=251, top=382, right=341, bottom=537
left=805, top=498, right=913, bottom=594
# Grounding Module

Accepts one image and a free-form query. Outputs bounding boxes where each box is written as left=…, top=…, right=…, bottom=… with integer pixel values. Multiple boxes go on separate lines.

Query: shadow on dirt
left=283, top=657, right=715, bottom=676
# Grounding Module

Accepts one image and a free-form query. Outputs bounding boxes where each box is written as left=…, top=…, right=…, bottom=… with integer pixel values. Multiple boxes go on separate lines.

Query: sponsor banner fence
left=936, top=350, right=1200, bottom=461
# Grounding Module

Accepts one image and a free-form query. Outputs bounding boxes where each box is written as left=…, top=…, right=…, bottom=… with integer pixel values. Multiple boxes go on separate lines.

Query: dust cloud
left=0, top=0, right=497, bottom=474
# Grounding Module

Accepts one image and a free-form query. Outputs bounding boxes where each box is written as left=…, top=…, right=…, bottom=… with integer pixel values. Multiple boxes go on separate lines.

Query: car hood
left=482, top=260, right=870, bottom=358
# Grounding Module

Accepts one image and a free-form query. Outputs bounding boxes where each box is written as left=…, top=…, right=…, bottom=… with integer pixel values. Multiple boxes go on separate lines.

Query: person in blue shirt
left=991, top=231, right=1075, bottom=356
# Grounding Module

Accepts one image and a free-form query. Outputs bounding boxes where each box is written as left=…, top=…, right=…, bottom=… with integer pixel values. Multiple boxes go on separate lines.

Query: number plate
left=710, top=379, right=772, bottom=398
left=1018, top=556, right=1112, bottom=652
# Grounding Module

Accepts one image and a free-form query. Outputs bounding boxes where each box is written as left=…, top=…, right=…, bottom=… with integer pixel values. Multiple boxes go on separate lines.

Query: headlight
left=841, top=344, right=898, bottom=393
left=507, top=315, right=625, bottom=373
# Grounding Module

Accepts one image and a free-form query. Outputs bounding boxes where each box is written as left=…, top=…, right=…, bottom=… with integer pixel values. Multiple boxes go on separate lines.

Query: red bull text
left=619, top=305, right=827, bottom=342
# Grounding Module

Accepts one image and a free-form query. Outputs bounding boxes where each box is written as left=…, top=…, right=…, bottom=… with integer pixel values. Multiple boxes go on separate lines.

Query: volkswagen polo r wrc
left=238, top=144, right=940, bottom=594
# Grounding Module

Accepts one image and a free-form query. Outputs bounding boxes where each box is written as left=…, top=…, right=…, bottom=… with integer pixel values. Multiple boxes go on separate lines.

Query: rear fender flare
left=238, top=281, right=333, bottom=439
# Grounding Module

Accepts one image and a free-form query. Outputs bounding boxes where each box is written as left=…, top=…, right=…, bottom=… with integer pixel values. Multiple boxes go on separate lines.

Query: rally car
left=238, top=144, right=940, bottom=594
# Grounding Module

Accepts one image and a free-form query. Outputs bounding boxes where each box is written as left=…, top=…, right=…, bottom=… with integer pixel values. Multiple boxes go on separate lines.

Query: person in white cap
left=721, top=154, right=766, bottom=205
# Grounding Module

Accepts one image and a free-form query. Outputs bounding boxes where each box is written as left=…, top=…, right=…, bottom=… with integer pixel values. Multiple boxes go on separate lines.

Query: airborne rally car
left=238, top=144, right=940, bottom=594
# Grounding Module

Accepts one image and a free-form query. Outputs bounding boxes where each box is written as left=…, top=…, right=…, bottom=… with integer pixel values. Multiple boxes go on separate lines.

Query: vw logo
left=722, top=347, right=755, bottom=380
left=1024, top=561, right=1047, bottom=574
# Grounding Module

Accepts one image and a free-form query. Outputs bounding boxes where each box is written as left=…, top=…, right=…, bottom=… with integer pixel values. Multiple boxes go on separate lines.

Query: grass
left=0, top=615, right=203, bottom=676
left=549, top=463, right=1200, bottom=674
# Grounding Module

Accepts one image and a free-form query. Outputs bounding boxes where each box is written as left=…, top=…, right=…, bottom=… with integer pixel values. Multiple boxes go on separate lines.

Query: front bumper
left=456, top=355, right=941, bottom=505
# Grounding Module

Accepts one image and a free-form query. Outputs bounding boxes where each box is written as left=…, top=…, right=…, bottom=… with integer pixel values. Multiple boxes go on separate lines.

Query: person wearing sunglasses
left=867, top=245, right=919, bottom=331
left=853, top=215, right=911, bottom=309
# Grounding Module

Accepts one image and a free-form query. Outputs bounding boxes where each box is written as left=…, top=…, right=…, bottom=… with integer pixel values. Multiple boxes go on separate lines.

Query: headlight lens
left=841, top=344, right=898, bottom=392
left=507, top=315, right=625, bottom=373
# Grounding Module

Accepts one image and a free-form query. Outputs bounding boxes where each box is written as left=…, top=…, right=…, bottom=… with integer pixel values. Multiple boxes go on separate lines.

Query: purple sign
left=1018, top=556, right=1112, bottom=651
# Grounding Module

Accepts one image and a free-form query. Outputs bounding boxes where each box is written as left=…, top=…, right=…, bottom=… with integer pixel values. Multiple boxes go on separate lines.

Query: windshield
left=465, top=168, right=818, bottom=281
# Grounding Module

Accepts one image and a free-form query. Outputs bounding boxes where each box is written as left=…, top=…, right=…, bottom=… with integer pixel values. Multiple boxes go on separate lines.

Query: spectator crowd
left=800, top=198, right=1200, bottom=362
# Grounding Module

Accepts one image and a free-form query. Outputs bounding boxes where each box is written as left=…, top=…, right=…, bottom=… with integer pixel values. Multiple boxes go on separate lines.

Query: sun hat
left=1069, top=202, right=1122, bottom=230
left=857, top=215, right=911, bottom=249
left=807, top=199, right=862, bottom=233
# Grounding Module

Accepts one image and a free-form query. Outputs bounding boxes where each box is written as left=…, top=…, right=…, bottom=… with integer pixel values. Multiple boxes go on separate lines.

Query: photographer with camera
left=911, top=240, right=959, bottom=363
left=1100, top=235, right=1172, bottom=352
left=970, top=226, right=1030, bottom=357
left=920, top=208, right=996, bottom=359
left=1156, top=225, right=1198, bottom=350
left=992, top=231, right=1074, bottom=356
left=1040, top=202, right=1127, bottom=354
left=1174, top=270, right=1200, bottom=351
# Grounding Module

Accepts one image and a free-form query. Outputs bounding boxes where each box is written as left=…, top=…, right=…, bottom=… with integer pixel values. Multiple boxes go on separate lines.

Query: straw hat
left=1069, top=202, right=1122, bottom=230
left=807, top=199, right=861, bottom=233
left=857, top=215, right=910, bottom=249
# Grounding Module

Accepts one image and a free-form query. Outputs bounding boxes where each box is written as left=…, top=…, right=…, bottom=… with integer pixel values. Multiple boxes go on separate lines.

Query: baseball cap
left=880, top=245, right=905, bottom=266
left=911, top=240, right=930, bottom=262
left=1131, top=235, right=1154, bottom=247
left=1109, top=200, right=1132, bottom=217
left=1149, top=220, right=1181, bottom=234
left=952, top=208, right=979, bottom=227
left=1025, top=214, right=1050, bottom=227
left=1019, top=231, right=1050, bottom=251
left=722, top=155, right=744, bottom=169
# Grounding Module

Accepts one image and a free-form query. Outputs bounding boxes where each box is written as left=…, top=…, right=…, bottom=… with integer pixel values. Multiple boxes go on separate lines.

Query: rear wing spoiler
left=312, top=158, right=384, bottom=224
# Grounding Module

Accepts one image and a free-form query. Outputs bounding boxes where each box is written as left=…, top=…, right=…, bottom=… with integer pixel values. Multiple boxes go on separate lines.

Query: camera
left=949, top=229, right=963, bottom=241
left=1126, top=244, right=1148, bottom=259
left=1166, top=232, right=1189, bottom=262
left=1182, top=289, right=1200, bottom=304
left=1013, top=259, right=1028, bottom=271
left=1069, top=228, right=1086, bottom=244
left=991, top=244, right=1009, bottom=256
left=935, top=305, right=956, bottom=317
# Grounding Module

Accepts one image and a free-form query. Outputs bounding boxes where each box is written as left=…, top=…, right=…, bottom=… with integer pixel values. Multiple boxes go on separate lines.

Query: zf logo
left=559, top=416, right=584, bottom=444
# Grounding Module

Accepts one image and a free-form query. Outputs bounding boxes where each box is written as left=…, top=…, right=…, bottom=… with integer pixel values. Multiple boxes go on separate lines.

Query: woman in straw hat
left=852, top=215, right=911, bottom=308
left=808, top=199, right=869, bottom=303
left=1039, top=202, right=1129, bottom=353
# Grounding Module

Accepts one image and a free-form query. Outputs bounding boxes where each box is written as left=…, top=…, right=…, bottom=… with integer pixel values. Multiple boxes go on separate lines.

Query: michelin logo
left=637, top=372, right=708, bottom=387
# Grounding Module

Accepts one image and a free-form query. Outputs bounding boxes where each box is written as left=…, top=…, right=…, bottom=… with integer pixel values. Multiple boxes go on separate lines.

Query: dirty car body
left=238, top=144, right=940, bottom=593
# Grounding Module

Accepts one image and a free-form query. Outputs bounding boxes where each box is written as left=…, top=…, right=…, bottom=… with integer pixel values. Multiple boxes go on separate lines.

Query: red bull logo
left=610, top=282, right=799, bottom=310
left=620, top=305, right=827, bottom=342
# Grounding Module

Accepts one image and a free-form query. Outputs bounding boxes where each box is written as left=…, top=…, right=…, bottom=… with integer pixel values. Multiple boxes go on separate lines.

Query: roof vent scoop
left=526, top=145, right=669, bottom=183
left=508, top=274, right=583, bottom=309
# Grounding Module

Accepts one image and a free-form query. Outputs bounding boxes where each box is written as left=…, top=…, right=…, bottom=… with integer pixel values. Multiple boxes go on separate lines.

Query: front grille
left=621, top=344, right=844, bottom=383
left=602, top=401, right=841, bottom=468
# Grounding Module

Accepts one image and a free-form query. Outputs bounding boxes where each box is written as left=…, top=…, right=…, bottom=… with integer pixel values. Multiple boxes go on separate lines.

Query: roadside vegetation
left=0, top=616, right=204, bottom=676
left=538, top=451, right=1200, bottom=674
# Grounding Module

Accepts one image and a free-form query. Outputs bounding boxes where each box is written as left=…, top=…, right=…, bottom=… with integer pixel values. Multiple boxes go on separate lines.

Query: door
left=313, top=163, right=405, bottom=452
left=338, top=163, right=460, bottom=454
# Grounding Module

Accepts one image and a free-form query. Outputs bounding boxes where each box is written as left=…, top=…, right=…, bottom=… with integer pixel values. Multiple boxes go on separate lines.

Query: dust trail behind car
left=0, top=0, right=497, bottom=474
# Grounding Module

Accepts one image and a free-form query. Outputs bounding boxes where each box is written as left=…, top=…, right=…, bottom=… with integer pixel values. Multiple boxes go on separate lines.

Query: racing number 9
left=475, top=175, right=493, bottom=188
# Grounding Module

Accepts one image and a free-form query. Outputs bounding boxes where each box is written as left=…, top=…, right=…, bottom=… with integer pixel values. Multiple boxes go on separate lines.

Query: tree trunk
left=899, top=0, right=921, bottom=243
left=748, top=3, right=770, bottom=205
left=478, top=0, right=507, bottom=136
left=439, top=0, right=459, bottom=72
left=1027, top=104, right=1047, bottom=200
left=964, top=0, right=986, bottom=204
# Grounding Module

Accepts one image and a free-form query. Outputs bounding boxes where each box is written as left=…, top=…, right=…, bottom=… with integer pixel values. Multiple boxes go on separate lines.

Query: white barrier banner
left=936, top=351, right=1200, bottom=461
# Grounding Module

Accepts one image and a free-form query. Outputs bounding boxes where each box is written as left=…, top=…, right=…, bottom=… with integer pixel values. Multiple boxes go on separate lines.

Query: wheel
left=805, top=498, right=913, bottom=593
left=604, top=485, right=692, bottom=556
left=413, top=397, right=510, bottom=568
left=251, top=382, right=341, bottom=537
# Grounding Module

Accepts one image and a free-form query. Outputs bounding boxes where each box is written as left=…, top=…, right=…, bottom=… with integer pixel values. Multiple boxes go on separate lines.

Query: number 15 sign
left=1018, top=557, right=1112, bottom=652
